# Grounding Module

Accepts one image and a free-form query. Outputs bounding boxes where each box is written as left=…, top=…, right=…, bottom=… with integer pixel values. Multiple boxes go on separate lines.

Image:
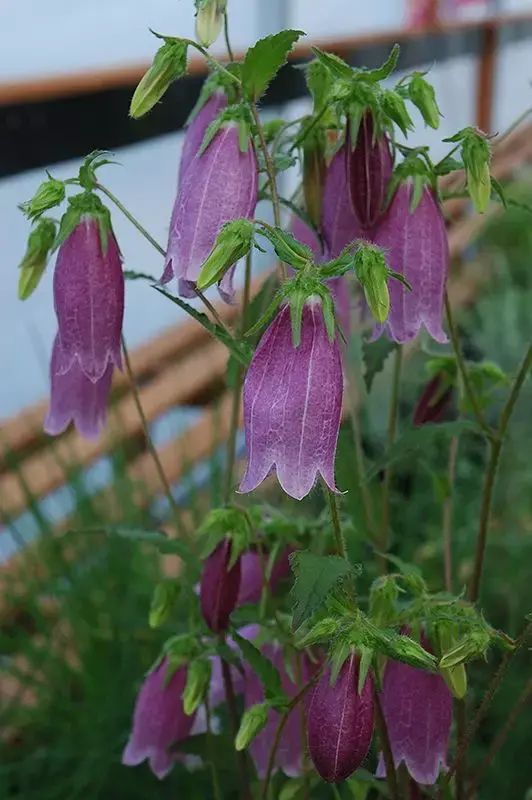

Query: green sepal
left=197, top=218, right=254, bottom=291
left=130, top=39, right=188, bottom=118
left=18, top=217, right=57, bottom=301
left=183, top=658, right=212, bottom=715
left=19, top=174, right=65, bottom=221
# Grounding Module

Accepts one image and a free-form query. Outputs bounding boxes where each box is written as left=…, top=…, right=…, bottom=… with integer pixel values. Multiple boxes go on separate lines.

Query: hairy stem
left=372, top=679, right=400, bottom=800
left=122, top=336, right=187, bottom=537
left=469, top=345, right=532, bottom=602
left=324, top=483, right=348, bottom=561
left=223, top=250, right=252, bottom=502
left=223, top=11, right=234, bottom=61
left=455, top=698, right=466, bottom=800
left=379, top=346, right=403, bottom=573
left=442, top=435, right=459, bottom=593
left=346, top=366, right=376, bottom=539
left=205, top=698, right=223, bottom=800
left=444, top=291, right=491, bottom=436
left=435, top=623, right=532, bottom=798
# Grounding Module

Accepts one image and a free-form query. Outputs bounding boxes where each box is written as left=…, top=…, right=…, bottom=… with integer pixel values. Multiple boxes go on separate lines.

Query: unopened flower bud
left=462, top=132, right=491, bottom=214
left=195, top=0, right=227, bottom=47
left=183, top=658, right=212, bottom=715
left=197, top=218, right=254, bottom=291
left=149, top=580, right=181, bottom=629
left=307, top=654, right=374, bottom=782
left=130, top=40, right=188, bottom=119
left=439, top=629, right=491, bottom=670
left=413, top=372, right=454, bottom=426
left=20, top=176, right=65, bottom=221
left=235, top=702, right=269, bottom=751
left=18, top=217, right=56, bottom=300
left=434, top=624, right=468, bottom=699
left=408, top=73, right=441, bottom=129
left=354, top=243, right=390, bottom=323
left=346, top=111, right=393, bottom=230
left=200, top=538, right=242, bottom=633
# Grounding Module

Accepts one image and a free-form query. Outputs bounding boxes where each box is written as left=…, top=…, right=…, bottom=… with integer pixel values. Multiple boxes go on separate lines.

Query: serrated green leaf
left=365, top=420, right=481, bottom=482
left=231, top=630, right=285, bottom=701
left=243, top=30, right=305, bottom=101
left=363, top=44, right=400, bottom=83
left=362, top=336, right=397, bottom=393
left=435, top=154, right=464, bottom=176
left=311, top=47, right=353, bottom=80
left=289, top=551, right=357, bottom=629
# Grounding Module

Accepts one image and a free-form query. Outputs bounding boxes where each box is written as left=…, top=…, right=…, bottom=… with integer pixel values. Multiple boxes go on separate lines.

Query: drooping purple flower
left=164, top=122, right=258, bottom=302
left=243, top=643, right=318, bottom=778
left=53, top=215, right=124, bottom=382
left=44, top=333, right=114, bottom=439
left=376, top=641, right=453, bottom=785
left=178, top=91, right=227, bottom=185
left=200, top=538, right=242, bottom=633
left=307, top=654, right=375, bottom=783
left=237, top=547, right=293, bottom=606
left=372, top=184, right=449, bottom=344
left=239, top=300, right=343, bottom=500
left=413, top=372, right=454, bottom=426
left=122, top=659, right=197, bottom=780
left=323, top=143, right=362, bottom=257
left=346, top=111, right=393, bottom=231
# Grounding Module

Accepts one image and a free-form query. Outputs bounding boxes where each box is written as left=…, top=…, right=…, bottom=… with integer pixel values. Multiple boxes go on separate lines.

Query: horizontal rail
left=1, top=11, right=531, bottom=106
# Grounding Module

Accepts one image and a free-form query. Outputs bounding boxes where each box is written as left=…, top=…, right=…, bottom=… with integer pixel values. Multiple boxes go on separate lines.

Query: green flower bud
left=18, top=218, right=57, bottom=300
left=462, top=132, right=491, bottom=214
left=354, top=244, right=390, bottom=323
left=434, top=623, right=468, bottom=699
left=148, top=579, right=181, bottom=629
left=381, top=89, right=414, bottom=137
left=197, top=218, right=254, bottom=291
left=20, top=176, right=65, bottom=221
left=408, top=74, right=441, bottom=130
left=259, top=226, right=314, bottom=271
left=183, top=658, right=212, bottom=715
left=130, top=40, right=188, bottom=118
left=235, top=702, right=269, bottom=751
left=439, top=629, right=491, bottom=670
left=369, top=575, right=399, bottom=627
left=195, top=0, right=227, bottom=48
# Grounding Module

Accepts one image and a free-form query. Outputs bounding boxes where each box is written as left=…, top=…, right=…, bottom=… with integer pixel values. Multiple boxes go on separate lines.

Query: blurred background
left=1, top=0, right=532, bottom=798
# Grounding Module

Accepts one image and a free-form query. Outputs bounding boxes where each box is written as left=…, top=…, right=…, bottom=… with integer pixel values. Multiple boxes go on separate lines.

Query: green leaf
left=311, top=47, right=353, bottom=80
left=362, top=336, right=397, bottom=394
left=365, top=420, right=480, bottom=482
left=243, top=30, right=305, bottom=101
left=153, top=284, right=252, bottom=366
left=435, top=154, right=464, bottom=176
left=289, top=551, right=357, bottom=629
left=231, top=630, right=285, bottom=701
left=363, top=44, right=400, bottom=83
left=306, top=59, right=335, bottom=110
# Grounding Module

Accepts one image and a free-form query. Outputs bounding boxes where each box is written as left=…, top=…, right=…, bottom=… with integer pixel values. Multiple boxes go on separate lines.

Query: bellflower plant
left=16, top=8, right=531, bottom=800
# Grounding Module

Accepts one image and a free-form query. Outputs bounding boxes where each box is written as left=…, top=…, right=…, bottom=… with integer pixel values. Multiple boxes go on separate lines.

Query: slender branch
left=466, top=675, right=532, bottom=799
left=220, top=635, right=251, bottom=799
left=372, top=680, right=400, bottom=800
left=346, top=367, right=377, bottom=540
left=324, top=483, right=348, bottom=561
left=444, top=292, right=491, bottom=436
left=435, top=623, right=532, bottom=798
left=442, top=435, right=459, bottom=593
left=469, top=345, right=532, bottom=603
left=261, top=667, right=324, bottom=800
left=223, top=250, right=252, bottom=502
left=122, top=336, right=187, bottom=537
left=223, top=11, right=234, bottom=61
left=455, top=698, right=466, bottom=800
left=205, top=698, right=223, bottom=800
left=379, top=346, right=403, bottom=574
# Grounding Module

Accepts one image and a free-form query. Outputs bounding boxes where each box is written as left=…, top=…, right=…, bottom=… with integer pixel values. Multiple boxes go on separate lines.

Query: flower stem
left=219, top=634, right=251, bottom=800
left=372, top=679, right=400, bottom=800
left=261, top=667, right=324, bottom=800
left=223, top=11, right=234, bottom=61
left=469, top=345, right=532, bottom=603
left=223, top=250, right=252, bottom=503
left=379, top=346, right=403, bottom=574
left=205, top=698, right=223, bottom=800
left=435, top=622, right=532, bottom=798
left=122, top=336, right=187, bottom=537
left=324, top=484, right=348, bottom=561
left=346, top=367, right=376, bottom=540
left=455, top=698, right=466, bottom=800
left=97, top=183, right=233, bottom=336
left=466, top=675, right=532, bottom=799
left=444, top=291, right=491, bottom=437
left=442, top=435, right=459, bottom=593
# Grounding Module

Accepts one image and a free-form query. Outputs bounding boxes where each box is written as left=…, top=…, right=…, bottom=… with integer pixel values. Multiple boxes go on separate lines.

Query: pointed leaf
left=231, top=630, right=285, bottom=701
left=243, top=30, right=305, bottom=101
left=289, top=551, right=358, bottom=629
left=362, top=337, right=397, bottom=394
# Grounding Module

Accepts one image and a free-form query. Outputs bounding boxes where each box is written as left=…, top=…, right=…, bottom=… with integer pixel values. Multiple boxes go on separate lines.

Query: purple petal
left=200, top=539, right=241, bottom=633
left=373, top=184, right=449, bottom=344
left=323, top=144, right=363, bottom=257
left=122, top=660, right=196, bottom=780
left=239, top=301, right=343, bottom=500
left=178, top=92, right=227, bottom=186
left=237, top=548, right=293, bottom=606
left=165, top=123, right=258, bottom=302
left=376, top=647, right=453, bottom=785
left=208, top=625, right=261, bottom=708
left=53, top=216, right=124, bottom=382
left=44, top=333, right=113, bottom=439
left=346, top=112, right=393, bottom=231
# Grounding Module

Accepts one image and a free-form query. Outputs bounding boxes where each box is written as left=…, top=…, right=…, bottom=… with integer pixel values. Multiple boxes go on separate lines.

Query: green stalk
left=379, top=346, right=403, bottom=574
